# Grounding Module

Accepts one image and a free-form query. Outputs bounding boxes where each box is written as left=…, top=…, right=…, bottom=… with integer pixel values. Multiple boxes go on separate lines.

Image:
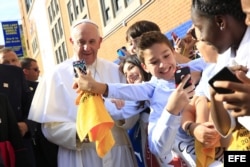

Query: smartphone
left=73, top=60, right=87, bottom=78
left=190, top=28, right=197, bottom=40
left=208, top=67, right=242, bottom=94
left=117, top=46, right=127, bottom=57
left=171, top=32, right=178, bottom=41
left=175, top=66, right=192, bottom=89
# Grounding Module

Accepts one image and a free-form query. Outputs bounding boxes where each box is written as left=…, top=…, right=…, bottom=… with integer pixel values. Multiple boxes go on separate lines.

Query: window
left=55, top=50, right=59, bottom=64
left=58, top=46, right=63, bottom=62
left=100, top=0, right=112, bottom=26
left=113, top=0, right=122, bottom=12
left=71, top=13, right=74, bottom=23
left=26, top=39, right=30, bottom=50
left=79, top=0, right=85, bottom=12
left=125, top=0, right=133, bottom=6
left=32, top=37, right=38, bottom=54
left=58, top=18, right=63, bottom=38
left=100, top=0, right=141, bottom=35
left=73, top=0, right=77, bottom=18
left=55, top=23, right=59, bottom=42
left=51, top=1, right=55, bottom=18
left=62, top=42, right=67, bottom=60
left=25, top=0, right=32, bottom=13
left=83, top=15, right=87, bottom=19
left=48, top=6, right=52, bottom=23
left=54, top=0, right=59, bottom=13
left=76, top=6, right=79, bottom=15
left=105, top=7, right=110, bottom=20
left=52, top=28, right=56, bottom=46
left=67, top=2, right=73, bottom=25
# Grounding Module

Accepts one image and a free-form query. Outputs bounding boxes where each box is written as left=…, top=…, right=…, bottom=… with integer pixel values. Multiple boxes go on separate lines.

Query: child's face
left=241, top=0, right=250, bottom=26
left=141, top=43, right=176, bottom=80
left=123, top=62, right=143, bottom=84
left=126, top=36, right=138, bottom=55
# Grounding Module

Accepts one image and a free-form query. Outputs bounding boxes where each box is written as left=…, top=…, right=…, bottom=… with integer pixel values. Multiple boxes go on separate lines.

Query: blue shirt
left=107, top=76, right=181, bottom=157
left=181, top=57, right=207, bottom=72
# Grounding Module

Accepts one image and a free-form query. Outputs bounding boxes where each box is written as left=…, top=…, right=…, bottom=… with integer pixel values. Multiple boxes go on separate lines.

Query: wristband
left=103, top=84, right=109, bottom=97
left=185, top=122, right=193, bottom=136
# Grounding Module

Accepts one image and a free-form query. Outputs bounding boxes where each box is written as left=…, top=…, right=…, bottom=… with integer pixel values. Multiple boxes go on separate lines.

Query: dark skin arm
left=213, top=65, right=250, bottom=117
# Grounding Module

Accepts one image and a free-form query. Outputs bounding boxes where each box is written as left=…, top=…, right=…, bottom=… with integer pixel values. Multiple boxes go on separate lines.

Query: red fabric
left=145, top=125, right=187, bottom=167
left=0, top=141, right=15, bottom=167
left=145, top=139, right=160, bottom=167
left=145, top=126, right=160, bottom=167
left=168, top=156, right=188, bottom=167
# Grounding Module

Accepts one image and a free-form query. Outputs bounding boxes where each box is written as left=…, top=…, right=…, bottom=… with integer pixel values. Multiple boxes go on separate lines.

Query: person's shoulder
left=0, top=64, right=23, bottom=73
left=0, top=64, right=24, bottom=81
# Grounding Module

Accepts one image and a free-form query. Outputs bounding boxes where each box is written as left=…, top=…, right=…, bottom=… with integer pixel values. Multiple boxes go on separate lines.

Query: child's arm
left=73, top=67, right=155, bottom=101
left=73, top=68, right=107, bottom=94
left=182, top=96, right=221, bottom=148
left=181, top=96, right=196, bottom=135
left=210, top=87, right=235, bottom=137
left=104, top=99, right=146, bottom=120
left=148, top=75, right=195, bottom=156
left=195, top=96, right=209, bottom=123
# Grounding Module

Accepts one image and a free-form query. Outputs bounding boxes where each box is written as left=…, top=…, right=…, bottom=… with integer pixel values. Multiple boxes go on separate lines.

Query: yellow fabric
left=195, top=139, right=217, bottom=167
left=195, top=102, right=214, bottom=167
left=227, top=126, right=250, bottom=151
left=76, top=92, right=115, bottom=158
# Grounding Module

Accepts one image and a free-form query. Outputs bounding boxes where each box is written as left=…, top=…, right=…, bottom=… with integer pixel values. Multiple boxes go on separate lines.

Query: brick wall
left=91, top=0, right=192, bottom=62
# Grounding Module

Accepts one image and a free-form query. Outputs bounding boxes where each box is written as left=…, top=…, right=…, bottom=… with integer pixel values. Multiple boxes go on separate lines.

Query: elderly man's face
left=71, top=23, right=102, bottom=65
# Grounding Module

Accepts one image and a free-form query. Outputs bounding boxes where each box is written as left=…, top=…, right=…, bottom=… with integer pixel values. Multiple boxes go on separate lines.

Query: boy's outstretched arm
left=72, top=68, right=108, bottom=95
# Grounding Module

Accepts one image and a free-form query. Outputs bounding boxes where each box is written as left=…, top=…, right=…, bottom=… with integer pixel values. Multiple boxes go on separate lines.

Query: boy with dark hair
left=73, top=31, right=195, bottom=166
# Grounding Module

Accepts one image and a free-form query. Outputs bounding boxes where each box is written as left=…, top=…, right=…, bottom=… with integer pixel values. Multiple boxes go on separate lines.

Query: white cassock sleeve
left=42, top=122, right=82, bottom=150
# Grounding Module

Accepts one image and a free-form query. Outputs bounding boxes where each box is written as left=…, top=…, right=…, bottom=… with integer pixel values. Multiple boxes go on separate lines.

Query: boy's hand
left=193, top=122, right=220, bottom=148
left=72, top=67, right=108, bottom=94
left=166, top=74, right=195, bottom=115
left=111, top=99, right=125, bottom=110
left=72, top=68, right=95, bottom=92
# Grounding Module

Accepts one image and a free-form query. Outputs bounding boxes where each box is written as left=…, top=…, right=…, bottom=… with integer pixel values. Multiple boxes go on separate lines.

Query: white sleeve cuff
left=238, top=116, right=250, bottom=131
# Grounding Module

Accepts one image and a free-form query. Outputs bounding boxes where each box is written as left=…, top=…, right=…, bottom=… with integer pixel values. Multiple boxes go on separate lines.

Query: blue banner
left=1, top=21, right=23, bottom=57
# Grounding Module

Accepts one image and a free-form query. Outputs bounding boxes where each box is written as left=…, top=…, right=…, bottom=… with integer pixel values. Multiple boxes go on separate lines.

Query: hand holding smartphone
left=117, top=46, right=127, bottom=57
left=73, top=60, right=87, bottom=78
left=208, top=67, right=242, bottom=94
left=175, top=66, right=192, bottom=89
left=171, top=32, right=178, bottom=41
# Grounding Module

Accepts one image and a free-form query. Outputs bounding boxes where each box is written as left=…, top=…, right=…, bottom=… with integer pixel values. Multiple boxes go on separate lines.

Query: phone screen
left=117, top=46, right=127, bottom=57
left=208, top=67, right=242, bottom=94
left=175, top=66, right=192, bottom=88
left=171, top=32, right=178, bottom=41
left=73, top=60, right=87, bottom=77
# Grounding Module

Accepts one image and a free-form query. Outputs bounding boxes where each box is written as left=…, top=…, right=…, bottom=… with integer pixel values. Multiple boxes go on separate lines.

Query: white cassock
left=28, top=56, right=137, bottom=167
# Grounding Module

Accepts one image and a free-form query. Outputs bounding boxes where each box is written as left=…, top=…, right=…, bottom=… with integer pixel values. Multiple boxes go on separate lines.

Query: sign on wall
left=1, top=21, right=23, bottom=57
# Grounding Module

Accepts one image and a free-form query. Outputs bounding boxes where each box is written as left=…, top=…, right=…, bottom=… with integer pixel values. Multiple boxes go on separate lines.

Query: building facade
left=18, top=0, right=192, bottom=76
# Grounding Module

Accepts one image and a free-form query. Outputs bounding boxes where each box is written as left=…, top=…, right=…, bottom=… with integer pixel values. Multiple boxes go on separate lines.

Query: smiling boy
left=73, top=31, right=195, bottom=166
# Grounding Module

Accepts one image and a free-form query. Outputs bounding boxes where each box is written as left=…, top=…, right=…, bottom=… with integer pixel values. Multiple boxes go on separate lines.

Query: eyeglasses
left=28, top=68, right=40, bottom=72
